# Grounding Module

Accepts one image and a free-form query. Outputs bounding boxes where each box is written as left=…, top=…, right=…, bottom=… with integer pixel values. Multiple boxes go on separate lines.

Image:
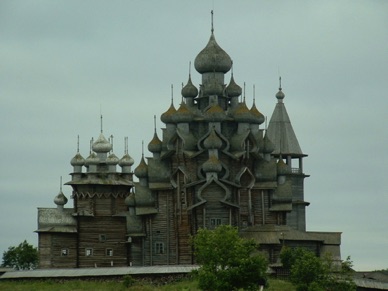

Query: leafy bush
left=191, top=225, right=267, bottom=290
left=280, top=247, right=356, bottom=291
left=1, top=240, right=39, bottom=270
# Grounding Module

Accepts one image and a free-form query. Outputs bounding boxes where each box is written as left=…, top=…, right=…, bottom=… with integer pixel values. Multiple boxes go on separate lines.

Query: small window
left=106, top=248, right=113, bottom=256
left=99, top=234, right=106, bottom=242
left=210, top=218, right=222, bottom=227
left=61, top=248, right=69, bottom=256
left=155, top=242, right=164, bottom=254
left=85, top=248, right=93, bottom=256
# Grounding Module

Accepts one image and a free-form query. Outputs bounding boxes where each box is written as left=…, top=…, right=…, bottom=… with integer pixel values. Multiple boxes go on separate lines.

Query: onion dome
left=54, top=191, right=68, bottom=206
left=204, top=103, right=226, bottom=122
left=233, top=102, right=255, bottom=123
left=226, top=74, right=242, bottom=97
left=250, top=101, right=265, bottom=124
left=276, top=88, right=285, bottom=100
left=106, top=153, right=119, bottom=165
left=161, top=101, right=177, bottom=124
left=260, top=132, right=275, bottom=154
left=204, top=128, right=223, bottom=149
left=134, top=156, right=148, bottom=178
left=125, top=192, right=136, bottom=207
left=85, top=152, right=99, bottom=166
left=277, top=158, right=290, bottom=175
left=119, top=153, right=134, bottom=167
left=173, top=102, right=194, bottom=123
left=148, top=132, right=162, bottom=153
left=71, top=152, right=85, bottom=166
left=194, top=33, right=232, bottom=74
left=202, top=154, right=222, bottom=173
left=92, top=133, right=112, bottom=153
left=181, top=75, right=198, bottom=98
left=203, top=76, right=224, bottom=96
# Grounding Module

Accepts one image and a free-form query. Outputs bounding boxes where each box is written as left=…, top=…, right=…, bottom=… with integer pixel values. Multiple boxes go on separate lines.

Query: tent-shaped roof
left=267, top=88, right=305, bottom=157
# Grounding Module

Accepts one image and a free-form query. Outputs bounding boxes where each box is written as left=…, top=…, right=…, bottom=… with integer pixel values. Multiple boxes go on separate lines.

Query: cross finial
left=243, top=82, right=246, bottom=102
left=279, top=76, right=282, bottom=90
left=171, top=84, right=174, bottom=104
left=211, top=10, right=214, bottom=33
left=100, top=114, right=103, bottom=133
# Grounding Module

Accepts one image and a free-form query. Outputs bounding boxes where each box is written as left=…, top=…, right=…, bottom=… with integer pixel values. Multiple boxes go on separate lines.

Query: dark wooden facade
left=36, top=24, right=341, bottom=269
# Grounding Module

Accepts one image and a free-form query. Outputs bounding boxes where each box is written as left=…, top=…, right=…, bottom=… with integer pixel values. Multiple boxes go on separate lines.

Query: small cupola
left=119, top=137, right=134, bottom=173
left=181, top=73, right=198, bottom=98
left=54, top=177, right=68, bottom=211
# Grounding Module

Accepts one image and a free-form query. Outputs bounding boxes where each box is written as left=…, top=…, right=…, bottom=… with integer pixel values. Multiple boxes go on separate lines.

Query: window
left=106, top=248, right=113, bottom=256
left=155, top=242, right=164, bottom=254
left=61, top=248, right=69, bottom=256
left=85, top=248, right=93, bottom=256
left=99, top=234, right=106, bottom=242
left=210, top=218, right=222, bottom=228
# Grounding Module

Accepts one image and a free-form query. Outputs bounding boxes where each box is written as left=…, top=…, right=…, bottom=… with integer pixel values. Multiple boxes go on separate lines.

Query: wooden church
left=36, top=16, right=341, bottom=269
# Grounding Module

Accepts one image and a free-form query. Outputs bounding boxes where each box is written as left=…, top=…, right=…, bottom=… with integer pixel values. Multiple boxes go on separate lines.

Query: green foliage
left=123, top=274, right=136, bottom=288
left=290, top=250, right=326, bottom=290
left=280, top=247, right=356, bottom=291
left=1, top=240, right=39, bottom=270
left=191, top=225, right=268, bottom=291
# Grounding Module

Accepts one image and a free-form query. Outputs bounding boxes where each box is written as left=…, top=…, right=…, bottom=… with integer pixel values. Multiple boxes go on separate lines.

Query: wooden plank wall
left=50, top=233, right=77, bottom=268
left=38, top=234, right=52, bottom=268
left=78, top=216, right=128, bottom=268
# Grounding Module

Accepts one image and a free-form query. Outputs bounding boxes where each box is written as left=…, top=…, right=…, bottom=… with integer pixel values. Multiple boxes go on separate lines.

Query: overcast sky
left=0, top=0, right=387, bottom=271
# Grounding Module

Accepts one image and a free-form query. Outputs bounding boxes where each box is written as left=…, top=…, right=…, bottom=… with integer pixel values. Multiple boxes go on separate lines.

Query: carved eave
left=71, top=191, right=129, bottom=199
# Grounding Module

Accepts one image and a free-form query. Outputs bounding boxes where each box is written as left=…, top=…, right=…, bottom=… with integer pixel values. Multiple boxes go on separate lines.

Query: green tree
left=192, top=225, right=268, bottom=291
left=1, top=240, right=39, bottom=270
left=280, top=247, right=356, bottom=291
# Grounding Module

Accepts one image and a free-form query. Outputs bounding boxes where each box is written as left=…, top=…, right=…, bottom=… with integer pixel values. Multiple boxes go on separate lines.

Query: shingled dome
left=226, top=74, right=242, bottom=97
left=194, top=33, right=232, bottom=74
left=92, top=133, right=112, bottom=153
left=70, top=152, right=85, bottom=166
left=181, top=75, right=198, bottom=98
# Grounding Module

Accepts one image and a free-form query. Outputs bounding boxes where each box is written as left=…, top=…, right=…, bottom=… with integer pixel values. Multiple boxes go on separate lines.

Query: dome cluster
left=70, top=133, right=134, bottom=174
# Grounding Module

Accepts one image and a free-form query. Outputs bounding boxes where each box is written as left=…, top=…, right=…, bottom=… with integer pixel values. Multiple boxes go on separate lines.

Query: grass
left=0, top=278, right=295, bottom=291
